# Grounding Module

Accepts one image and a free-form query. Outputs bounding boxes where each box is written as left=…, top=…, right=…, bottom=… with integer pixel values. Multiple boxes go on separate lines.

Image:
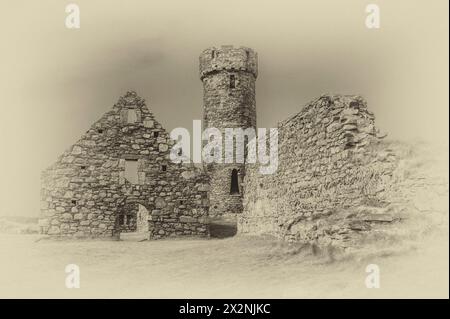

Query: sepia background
left=0, top=0, right=448, bottom=299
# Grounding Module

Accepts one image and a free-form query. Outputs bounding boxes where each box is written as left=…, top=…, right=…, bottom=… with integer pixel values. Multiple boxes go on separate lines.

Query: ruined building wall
left=239, top=94, right=397, bottom=247
left=199, top=45, right=257, bottom=217
left=40, top=91, right=209, bottom=239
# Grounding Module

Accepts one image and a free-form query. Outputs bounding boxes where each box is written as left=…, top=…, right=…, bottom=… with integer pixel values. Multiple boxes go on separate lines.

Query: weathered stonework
left=40, top=91, right=209, bottom=239
left=200, top=45, right=257, bottom=217
left=40, top=46, right=413, bottom=248
left=239, top=94, right=397, bottom=248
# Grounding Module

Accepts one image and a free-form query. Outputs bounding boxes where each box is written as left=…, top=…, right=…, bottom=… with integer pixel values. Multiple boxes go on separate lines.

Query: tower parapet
left=199, top=45, right=258, bottom=80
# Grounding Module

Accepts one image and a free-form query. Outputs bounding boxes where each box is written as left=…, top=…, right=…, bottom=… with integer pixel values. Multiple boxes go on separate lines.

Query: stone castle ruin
left=40, top=45, right=402, bottom=246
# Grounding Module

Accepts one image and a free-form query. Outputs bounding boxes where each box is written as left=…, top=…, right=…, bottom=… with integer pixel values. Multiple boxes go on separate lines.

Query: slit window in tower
left=229, top=74, right=235, bottom=89
left=230, top=169, right=239, bottom=194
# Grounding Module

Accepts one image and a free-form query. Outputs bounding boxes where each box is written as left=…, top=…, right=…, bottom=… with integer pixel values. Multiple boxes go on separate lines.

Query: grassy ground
left=0, top=229, right=447, bottom=298
left=0, top=141, right=447, bottom=298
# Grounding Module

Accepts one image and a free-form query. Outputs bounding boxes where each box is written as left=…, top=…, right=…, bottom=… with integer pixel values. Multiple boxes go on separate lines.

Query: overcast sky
left=0, top=0, right=448, bottom=217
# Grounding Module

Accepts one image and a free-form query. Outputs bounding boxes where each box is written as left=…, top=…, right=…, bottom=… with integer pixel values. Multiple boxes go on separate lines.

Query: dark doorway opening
left=209, top=218, right=237, bottom=238
left=230, top=169, right=239, bottom=194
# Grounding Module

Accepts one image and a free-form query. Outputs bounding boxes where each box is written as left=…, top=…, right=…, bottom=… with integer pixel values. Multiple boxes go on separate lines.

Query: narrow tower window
left=211, top=50, right=215, bottom=59
left=230, top=169, right=239, bottom=194
left=229, top=74, right=235, bottom=89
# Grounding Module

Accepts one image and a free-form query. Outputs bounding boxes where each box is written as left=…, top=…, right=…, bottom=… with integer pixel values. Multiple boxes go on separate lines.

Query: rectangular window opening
left=124, top=159, right=139, bottom=184
left=229, top=75, right=235, bottom=89
left=126, top=109, right=138, bottom=124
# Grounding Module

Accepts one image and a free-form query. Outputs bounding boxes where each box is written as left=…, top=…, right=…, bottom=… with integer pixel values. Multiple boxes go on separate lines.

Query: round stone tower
left=199, top=45, right=258, bottom=218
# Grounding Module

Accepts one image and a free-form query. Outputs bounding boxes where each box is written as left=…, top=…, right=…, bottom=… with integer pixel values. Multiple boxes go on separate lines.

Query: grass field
left=0, top=229, right=447, bottom=298
left=0, top=141, right=447, bottom=298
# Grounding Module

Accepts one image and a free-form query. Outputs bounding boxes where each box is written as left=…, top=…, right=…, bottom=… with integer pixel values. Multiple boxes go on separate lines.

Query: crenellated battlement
left=199, top=45, right=258, bottom=80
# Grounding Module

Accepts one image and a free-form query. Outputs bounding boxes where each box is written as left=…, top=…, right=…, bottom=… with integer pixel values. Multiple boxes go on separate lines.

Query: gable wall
left=40, top=92, right=209, bottom=239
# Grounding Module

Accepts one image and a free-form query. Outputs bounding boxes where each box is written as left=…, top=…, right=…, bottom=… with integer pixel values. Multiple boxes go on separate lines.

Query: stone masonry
left=40, top=46, right=407, bottom=247
left=199, top=45, right=257, bottom=218
left=238, top=94, right=397, bottom=247
left=40, top=91, right=209, bottom=239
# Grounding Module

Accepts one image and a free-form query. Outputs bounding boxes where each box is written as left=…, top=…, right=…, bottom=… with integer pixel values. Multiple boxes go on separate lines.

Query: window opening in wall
left=71, top=200, right=77, bottom=205
left=154, top=131, right=159, bottom=138
left=349, top=101, right=360, bottom=108
left=124, top=159, right=139, bottom=184
left=161, top=165, right=167, bottom=172
left=127, top=109, right=138, bottom=124
left=229, top=74, right=236, bottom=89
left=230, top=169, right=239, bottom=194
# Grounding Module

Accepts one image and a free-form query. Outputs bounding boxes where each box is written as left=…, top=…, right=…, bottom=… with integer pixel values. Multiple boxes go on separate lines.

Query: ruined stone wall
left=199, top=45, right=257, bottom=217
left=239, top=94, right=397, bottom=247
left=40, top=91, right=209, bottom=239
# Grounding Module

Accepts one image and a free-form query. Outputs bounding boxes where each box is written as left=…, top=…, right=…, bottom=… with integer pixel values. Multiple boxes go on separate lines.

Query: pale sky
left=0, top=0, right=448, bottom=217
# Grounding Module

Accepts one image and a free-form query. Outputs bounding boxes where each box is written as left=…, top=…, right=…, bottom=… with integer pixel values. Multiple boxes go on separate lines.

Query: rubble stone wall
left=239, top=94, right=397, bottom=247
left=40, top=91, right=210, bottom=239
